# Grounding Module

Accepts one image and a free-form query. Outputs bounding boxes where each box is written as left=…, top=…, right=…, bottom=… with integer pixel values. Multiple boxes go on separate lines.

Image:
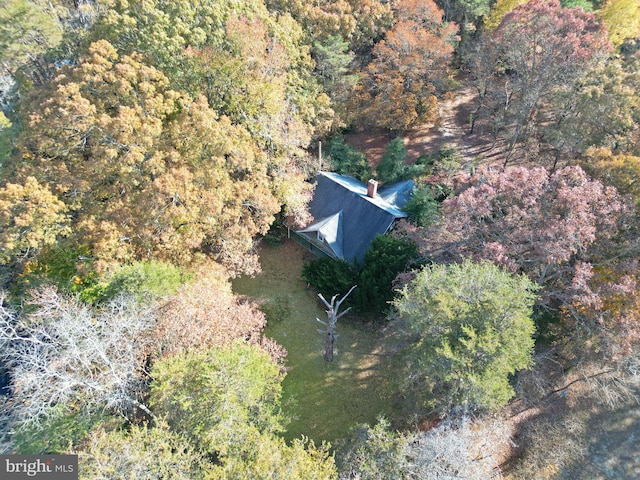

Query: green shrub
left=95, top=260, right=187, bottom=304
left=302, top=258, right=359, bottom=302
left=354, top=235, right=418, bottom=315
left=302, top=235, right=418, bottom=318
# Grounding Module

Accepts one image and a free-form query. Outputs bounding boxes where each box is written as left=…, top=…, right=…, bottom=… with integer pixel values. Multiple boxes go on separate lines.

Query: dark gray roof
left=296, top=172, right=413, bottom=264
left=378, top=179, right=415, bottom=208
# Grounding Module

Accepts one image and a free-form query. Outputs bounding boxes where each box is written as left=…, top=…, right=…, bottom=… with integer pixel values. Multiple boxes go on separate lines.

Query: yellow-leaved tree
left=0, top=177, right=70, bottom=265
left=598, top=0, right=640, bottom=48
left=12, top=40, right=280, bottom=274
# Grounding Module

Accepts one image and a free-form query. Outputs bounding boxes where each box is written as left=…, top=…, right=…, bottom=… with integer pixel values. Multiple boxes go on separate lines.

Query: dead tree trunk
left=316, top=285, right=356, bottom=362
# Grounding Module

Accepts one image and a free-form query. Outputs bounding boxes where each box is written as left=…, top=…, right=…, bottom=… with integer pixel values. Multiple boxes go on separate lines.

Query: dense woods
left=0, top=0, right=639, bottom=478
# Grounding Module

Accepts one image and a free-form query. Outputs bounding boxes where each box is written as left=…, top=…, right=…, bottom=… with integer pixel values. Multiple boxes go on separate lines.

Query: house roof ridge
left=318, top=171, right=408, bottom=218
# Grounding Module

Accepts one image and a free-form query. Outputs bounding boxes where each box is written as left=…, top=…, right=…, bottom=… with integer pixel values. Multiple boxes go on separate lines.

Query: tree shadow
left=502, top=365, right=640, bottom=479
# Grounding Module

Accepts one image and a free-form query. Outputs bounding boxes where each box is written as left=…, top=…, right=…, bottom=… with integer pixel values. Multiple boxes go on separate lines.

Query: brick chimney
left=367, top=179, right=378, bottom=198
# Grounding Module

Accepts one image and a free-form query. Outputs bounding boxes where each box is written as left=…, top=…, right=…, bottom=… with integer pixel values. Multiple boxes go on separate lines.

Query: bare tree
left=316, top=286, right=356, bottom=362
left=0, top=287, right=156, bottom=427
left=337, top=414, right=512, bottom=479
left=403, top=414, right=512, bottom=480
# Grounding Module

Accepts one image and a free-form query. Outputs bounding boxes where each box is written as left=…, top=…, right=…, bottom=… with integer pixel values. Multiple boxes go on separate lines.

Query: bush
left=302, top=235, right=418, bottom=318
left=354, top=235, right=418, bottom=315
left=302, top=258, right=359, bottom=302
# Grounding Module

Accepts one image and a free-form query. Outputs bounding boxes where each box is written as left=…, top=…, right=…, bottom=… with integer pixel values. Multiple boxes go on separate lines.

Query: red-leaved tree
left=401, top=165, right=639, bottom=354
left=154, top=265, right=286, bottom=362
left=466, top=0, right=611, bottom=162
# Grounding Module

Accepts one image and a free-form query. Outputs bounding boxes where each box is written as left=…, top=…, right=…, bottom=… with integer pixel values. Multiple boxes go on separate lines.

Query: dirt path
left=344, top=81, right=512, bottom=169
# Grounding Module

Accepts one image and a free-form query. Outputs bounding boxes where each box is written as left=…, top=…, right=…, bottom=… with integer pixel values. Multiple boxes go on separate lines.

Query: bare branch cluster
left=0, top=286, right=156, bottom=427
left=403, top=415, right=512, bottom=480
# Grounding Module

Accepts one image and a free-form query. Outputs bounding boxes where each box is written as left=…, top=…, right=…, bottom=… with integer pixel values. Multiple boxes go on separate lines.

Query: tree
left=94, top=260, right=186, bottom=304
left=402, top=165, right=639, bottom=354
left=13, top=40, right=281, bottom=274
left=312, top=35, right=358, bottom=126
left=326, top=136, right=372, bottom=182
left=0, top=111, right=13, bottom=163
left=151, top=341, right=337, bottom=480
left=394, top=260, right=537, bottom=410
left=376, top=137, right=426, bottom=183
left=402, top=184, right=441, bottom=227
left=183, top=15, right=329, bottom=160
left=264, top=0, right=394, bottom=59
left=154, top=263, right=286, bottom=362
left=400, top=415, right=513, bottom=479
left=376, top=138, right=408, bottom=183
left=77, top=421, right=212, bottom=480
left=0, top=0, right=62, bottom=86
left=316, top=285, right=357, bottom=362
left=411, top=166, right=626, bottom=314
left=467, top=0, right=611, bottom=162
left=598, top=0, right=640, bottom=48
left=0, top=177, right=70, bottom=265
left=0, top=287, right=156, bottom=426
left=12, top=404, right=114, bottom=454
left=437, top=0, right=494, bottom=41
left=482, top=0, right=526, bottom=31
left=94, top=0, right=332, bottom=161
left=149, top=343, right=284, bottom=458
left=302, top=235, right=418, bottom=317
left=545, top=57, right=640, bottom=161
left=211, top=433, right=337, bottom=480
left=336, top=418, right=407, bottom=480
left=580, top=148, right=640, bottom=208
left=354, top=0, right=458, bottom=131
left=336, top=413, right=513, bottom=479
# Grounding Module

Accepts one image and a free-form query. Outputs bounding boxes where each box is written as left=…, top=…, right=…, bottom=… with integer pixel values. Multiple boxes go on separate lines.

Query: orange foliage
left=155, top=262, right=286, bottom=362
left=15, top=40, right=282, bottom=275
left=354, top=0, right=458, bottom=130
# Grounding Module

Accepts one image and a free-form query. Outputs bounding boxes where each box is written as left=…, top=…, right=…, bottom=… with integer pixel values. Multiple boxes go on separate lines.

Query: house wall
left=290, top=232, right=334, bottom=260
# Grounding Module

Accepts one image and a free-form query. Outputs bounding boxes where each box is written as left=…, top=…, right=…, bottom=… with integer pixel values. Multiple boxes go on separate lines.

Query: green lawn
left=232, top=240, right=397, bottom=444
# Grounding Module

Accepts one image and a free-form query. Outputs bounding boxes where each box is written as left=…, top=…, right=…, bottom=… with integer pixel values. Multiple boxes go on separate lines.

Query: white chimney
left=367, top=179, right=378, bottom=198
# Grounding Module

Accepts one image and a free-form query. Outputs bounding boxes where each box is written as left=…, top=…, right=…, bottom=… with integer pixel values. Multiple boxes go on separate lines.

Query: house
left=293, top=172, right=414, bottom=264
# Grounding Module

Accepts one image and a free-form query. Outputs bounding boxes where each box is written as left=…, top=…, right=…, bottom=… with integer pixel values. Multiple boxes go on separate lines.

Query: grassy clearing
left=232, top=240, right=397, bottom=444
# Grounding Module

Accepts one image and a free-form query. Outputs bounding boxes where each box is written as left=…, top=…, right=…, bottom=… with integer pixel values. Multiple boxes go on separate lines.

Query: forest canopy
left=0, top=0, right=639, bottom=478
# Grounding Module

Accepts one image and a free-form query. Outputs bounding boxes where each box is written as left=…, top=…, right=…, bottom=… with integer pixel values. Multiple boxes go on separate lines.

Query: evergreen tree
left=394, top=260, right=537, bottom=410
